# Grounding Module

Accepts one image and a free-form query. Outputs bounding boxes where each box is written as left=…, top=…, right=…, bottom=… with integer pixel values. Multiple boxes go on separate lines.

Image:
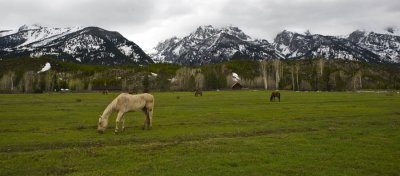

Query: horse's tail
left=143, top=93, right=154, bottom=129
left=143, top=93, right=154, bottom=109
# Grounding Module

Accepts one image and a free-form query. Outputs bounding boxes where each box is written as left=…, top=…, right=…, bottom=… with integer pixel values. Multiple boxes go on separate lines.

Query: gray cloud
left=1, top=0, right=399, bottom=50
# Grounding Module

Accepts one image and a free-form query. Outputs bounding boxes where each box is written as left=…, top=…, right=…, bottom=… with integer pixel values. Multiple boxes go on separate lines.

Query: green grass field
left=0, top=90, right=399, bottom=175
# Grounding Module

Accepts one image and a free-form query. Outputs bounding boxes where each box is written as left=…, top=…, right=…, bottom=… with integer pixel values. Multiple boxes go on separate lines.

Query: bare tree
left=43, top=71, right=56, bottom=92
left=195, top=73, right=205, bottom=90
left=319, top=59, right=324, bottom=77
left=291, top=65, right=295, bottom=91
left=296, top=63, right=300, bottom=91
left=174, top=67, right=201, bottom=90
left=259, top=60, right=269, bottom=90
left=0, top=71, right=15, bottom=92
left=358, top=70, right=363, bottom=89
left=352, top=70, right=363, bottom=90
left=273, top=60, right=281, bottom=90
left=21, top=71, right=36, bottom=93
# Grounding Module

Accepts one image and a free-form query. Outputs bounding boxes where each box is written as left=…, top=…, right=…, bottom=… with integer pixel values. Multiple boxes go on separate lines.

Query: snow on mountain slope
left=273, top=30, right=384, bottom=63
left=348, top=30, right=400, bottom=63
left=0, top=24, right=83, bottom=50
left=0, top=29, right=18, bottom=37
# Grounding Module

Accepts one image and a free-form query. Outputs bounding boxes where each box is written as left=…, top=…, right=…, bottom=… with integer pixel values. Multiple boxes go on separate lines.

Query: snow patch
left=38, top=62, right=51, bottom=73
left=118, top=45, right=133, bottom=56
left=172, top=44, right=182, bottom=55
left=278, top=44, right=291, bottom=55
left=238, top=45, right=246, bottom=52
left=30, top=52, right=59, bottom=58
left=0, top=29, right=18, bottom=37
left=168, top=78, right=177, bottom=83
left=232, top=72, right=240, bottom=82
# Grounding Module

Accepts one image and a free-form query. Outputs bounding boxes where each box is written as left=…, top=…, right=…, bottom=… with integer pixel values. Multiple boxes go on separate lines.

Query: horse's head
left=97, top=116, right=108, bottom=133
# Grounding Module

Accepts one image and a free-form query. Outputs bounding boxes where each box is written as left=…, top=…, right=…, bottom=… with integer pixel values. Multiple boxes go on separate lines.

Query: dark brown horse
left=194, top=89, right=203, bottom=96
left=270, top=91, right=280, bottom=102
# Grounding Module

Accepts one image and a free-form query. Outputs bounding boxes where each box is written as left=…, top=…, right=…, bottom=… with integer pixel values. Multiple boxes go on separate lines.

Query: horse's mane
left=101, top=97, right=118, bottom=119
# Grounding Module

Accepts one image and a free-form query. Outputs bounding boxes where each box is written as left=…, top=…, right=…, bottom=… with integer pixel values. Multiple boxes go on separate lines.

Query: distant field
left=0, top=91, right=399, bottom=175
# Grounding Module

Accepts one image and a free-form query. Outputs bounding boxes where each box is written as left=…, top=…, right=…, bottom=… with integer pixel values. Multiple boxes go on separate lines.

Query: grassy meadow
left=0, top=90, right=399, bottom=175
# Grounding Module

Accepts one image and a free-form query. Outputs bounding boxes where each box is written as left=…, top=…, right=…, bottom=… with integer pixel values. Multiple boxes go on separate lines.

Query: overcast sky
left=1, top=0, right=399, bottom=50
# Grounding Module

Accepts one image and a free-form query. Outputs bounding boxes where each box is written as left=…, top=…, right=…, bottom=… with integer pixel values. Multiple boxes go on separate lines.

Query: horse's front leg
left=142, top=113, right=149, bottom=130
left=115, top=111, right=125, bottom=134
left=121, top=117, right=125, bottom=132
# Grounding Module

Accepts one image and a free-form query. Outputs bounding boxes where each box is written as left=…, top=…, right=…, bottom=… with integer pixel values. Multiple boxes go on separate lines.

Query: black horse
left=270, top=91, right=280, bottom=102
left=194, top=89, right=203, bottom=96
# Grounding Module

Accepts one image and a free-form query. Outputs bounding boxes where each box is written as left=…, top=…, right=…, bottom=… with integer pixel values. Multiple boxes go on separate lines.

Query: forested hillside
left=0, top=57, right=399, bottom=93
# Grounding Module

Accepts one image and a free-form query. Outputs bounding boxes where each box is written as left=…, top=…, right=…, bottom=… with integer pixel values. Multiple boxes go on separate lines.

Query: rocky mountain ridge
left=0, top=24, right=153, bottom=65
left=151, top=25, right=400, bottom=65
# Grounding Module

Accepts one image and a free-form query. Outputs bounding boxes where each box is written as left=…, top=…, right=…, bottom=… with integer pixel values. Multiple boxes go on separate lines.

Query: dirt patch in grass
left=0, top=127, right=319, bottom=153
left=46, top=164, right=77, bottom=176
left=56, top=108, right=72, bottom=112
left=74, top=125, right=97, bottom=130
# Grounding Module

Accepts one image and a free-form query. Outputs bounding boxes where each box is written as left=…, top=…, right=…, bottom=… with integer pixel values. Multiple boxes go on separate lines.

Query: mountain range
left=0, top=24, right=153, bottom=65
left=1, top=24, right=399, bottom=65
left=152, top=25, right=400, bottom=65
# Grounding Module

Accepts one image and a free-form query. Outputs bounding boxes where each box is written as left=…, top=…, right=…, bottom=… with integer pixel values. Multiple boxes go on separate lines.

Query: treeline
left=171, top=59, right=400, bottom=91
left=0, top=57, right=399, bottom=93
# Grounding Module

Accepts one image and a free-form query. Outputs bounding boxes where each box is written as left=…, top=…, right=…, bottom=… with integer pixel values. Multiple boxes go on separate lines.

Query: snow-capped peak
left=190, top=25, right=251, bottom=41
left=350, top=27, right=400, bottom=37
left=151, top=25, right=282, bottom=65
left=196, top=25, right=217, bottom=33
left=18, top=24, right=43, bottom=31
left=16, top=25, right=84, bottom=48
left=222, top=26, right=251, bottom=40
left=383, top=27, right=400, bottom=36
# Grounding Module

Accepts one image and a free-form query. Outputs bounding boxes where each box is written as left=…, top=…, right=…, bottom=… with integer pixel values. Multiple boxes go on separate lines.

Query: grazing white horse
left=97, top=93, right=154, bottom=133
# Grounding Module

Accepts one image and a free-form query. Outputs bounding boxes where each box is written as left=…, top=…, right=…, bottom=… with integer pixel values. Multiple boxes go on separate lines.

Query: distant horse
left=194, top=89, right=203, bottom=96
left=102, top=90, right=108, bottom=95
left=97, top=93, right=154, bottom=133
left=270, top=91, right=280, bottom=102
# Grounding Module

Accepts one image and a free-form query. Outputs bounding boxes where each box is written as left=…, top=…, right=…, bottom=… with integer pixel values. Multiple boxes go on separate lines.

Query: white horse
left=97, top=93, right=154, bottom=133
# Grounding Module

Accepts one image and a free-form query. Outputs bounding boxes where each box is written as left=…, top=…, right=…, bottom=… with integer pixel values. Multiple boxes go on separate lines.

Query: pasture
left=0, top=91, right=399, bottom=175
